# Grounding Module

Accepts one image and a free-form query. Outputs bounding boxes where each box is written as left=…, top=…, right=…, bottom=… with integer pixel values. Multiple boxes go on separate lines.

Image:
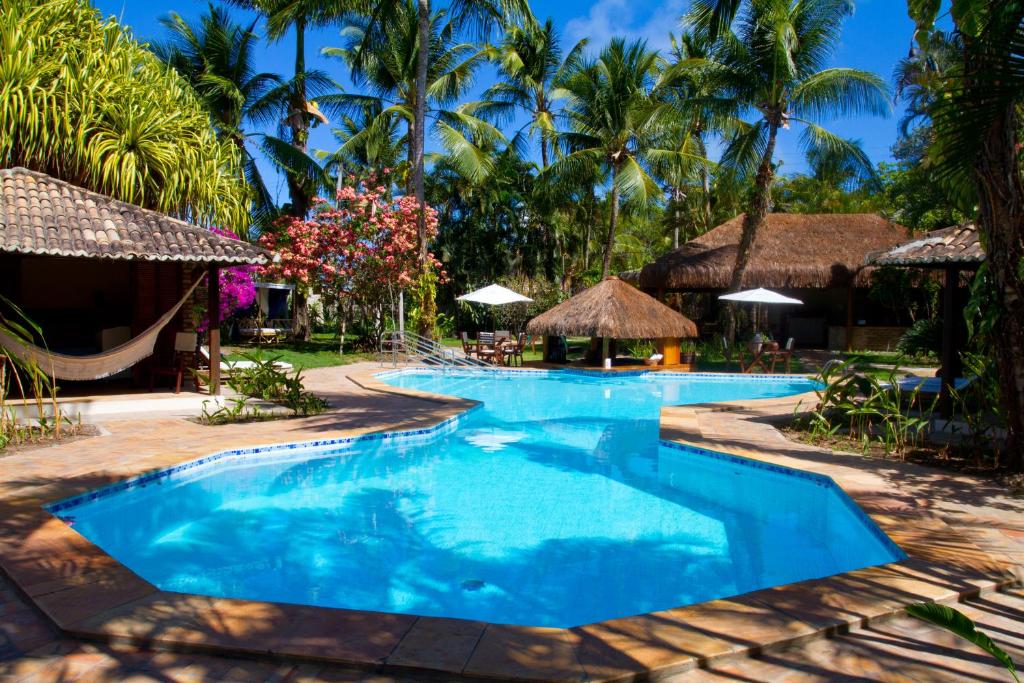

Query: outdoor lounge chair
left=889, top=376, right=974, bottom=393
left=198, top=346, right=293, bottom=374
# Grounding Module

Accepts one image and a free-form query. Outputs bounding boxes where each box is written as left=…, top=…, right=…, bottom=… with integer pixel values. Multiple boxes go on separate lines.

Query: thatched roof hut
left=638, top=213, right=910, bottom=291
left=526, top=276, right=697, bottom=339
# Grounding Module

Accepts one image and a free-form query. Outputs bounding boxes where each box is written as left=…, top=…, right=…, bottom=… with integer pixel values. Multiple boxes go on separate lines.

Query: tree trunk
left=414, top=0, right=436, bottom=338
left=288, top=19, right=312, bottom=341
left=973, top=101, right=1024, bottom=469
left=583, top=187, right=594, bottom=273
left=701, top=160, right=712, bottom=231
left=540, top=135, right=549, bottom=169
left=601, top=163, right=621, bottom=279
left=725, top=123, right=779, bottom=341
left=672, top=186, right=683, bottom=249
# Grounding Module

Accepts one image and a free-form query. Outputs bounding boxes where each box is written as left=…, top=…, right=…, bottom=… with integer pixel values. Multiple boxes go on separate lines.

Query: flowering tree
left=196, top=226, right=258, bottom=332
left=259, top=174, right=443, bottom=343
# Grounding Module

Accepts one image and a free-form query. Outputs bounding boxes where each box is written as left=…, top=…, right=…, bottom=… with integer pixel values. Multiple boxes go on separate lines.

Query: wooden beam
left=845, top=286, right=855, bottom=351
left=208, top=265, right=221, bottom=395
left=939, top=265, right=961, bottom=417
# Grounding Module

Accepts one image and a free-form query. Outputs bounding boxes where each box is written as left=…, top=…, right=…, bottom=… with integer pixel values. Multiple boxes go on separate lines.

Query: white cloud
left=564, top=0, right=687, bottom=54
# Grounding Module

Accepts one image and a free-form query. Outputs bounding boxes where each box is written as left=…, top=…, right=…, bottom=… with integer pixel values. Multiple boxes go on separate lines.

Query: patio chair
left=477, top=331, right=497, bottom=365
left=149, top=332, right=197, bottom=394
left=507, top=333, right=528, bottom=367
left=740, top=341, right=766, bottom=374
left=495, top=330, right=511, bottom=345
left=459, top=332, right=478, bottom=360
left=764, top=337, right=795, bottom=373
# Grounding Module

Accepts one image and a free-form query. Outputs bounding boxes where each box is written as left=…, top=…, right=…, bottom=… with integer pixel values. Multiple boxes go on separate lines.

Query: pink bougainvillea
left=258, top=173, right=443, bottom=314
left=197, top=226, right=258, bottom=332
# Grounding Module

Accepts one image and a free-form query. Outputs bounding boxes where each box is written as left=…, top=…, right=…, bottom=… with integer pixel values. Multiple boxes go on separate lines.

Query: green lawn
left=224, top=333, right=374, bottom=370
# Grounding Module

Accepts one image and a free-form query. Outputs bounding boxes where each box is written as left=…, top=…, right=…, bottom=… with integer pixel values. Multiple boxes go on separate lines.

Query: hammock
left=0, top=275, right=206, bottom=381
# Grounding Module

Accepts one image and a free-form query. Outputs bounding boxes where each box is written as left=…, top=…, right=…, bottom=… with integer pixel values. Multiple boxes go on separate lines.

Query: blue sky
left=93, top=0, right=914, bottom=196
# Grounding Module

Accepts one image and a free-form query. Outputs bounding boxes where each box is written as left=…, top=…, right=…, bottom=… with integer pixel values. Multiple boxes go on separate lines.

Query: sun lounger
left=199, top=346, right=293, bottom=373
left=888, top=376, right=974, bottom=393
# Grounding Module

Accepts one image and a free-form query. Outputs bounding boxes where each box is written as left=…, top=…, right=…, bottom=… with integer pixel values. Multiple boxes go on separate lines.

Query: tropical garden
left=0, top=0, right=1021, bottom=468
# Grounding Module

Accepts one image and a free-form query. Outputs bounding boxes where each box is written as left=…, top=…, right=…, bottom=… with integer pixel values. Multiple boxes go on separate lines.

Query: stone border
left=1, top=368, right=1018, bottom=682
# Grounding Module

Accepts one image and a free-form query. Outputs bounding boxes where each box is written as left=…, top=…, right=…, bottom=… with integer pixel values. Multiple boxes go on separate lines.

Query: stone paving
left=1, top=363, right=1023, bottom=682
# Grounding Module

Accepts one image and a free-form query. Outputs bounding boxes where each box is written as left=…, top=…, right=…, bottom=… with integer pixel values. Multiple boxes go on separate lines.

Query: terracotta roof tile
left=0, top=167, right=269, bottom=266
left=868, top=224, right=985, bottom=267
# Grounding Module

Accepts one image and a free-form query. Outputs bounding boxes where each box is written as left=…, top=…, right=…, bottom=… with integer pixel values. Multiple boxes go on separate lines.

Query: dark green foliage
left=897, top=318, right=943, bottom=357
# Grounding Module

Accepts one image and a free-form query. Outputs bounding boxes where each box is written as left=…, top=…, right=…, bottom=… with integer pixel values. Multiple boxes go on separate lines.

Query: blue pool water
left=59, top=370, right=902, bottom=627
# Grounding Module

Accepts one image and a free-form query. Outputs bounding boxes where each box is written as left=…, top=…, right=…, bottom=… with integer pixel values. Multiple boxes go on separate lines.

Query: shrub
left=897, top=318, right=942, bottom=357
left=199, top=354, right=327, bottom=424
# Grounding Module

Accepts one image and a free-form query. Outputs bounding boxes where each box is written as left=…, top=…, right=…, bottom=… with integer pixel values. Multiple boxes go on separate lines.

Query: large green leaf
left=906, top=603, right=1020, bottom=682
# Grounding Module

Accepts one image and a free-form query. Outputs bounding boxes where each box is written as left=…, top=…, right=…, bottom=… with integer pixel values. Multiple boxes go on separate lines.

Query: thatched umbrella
left=526, top=277, right=697, bottom=366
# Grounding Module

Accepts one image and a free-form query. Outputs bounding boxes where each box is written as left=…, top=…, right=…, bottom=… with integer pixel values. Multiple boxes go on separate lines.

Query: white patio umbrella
left=457, top=284, right=533, bottom=333
left=718, top=288, right=802, bottom=336
left=457, top=284, right=533, bottom=306
left=718, top=288, right=803, bottom=305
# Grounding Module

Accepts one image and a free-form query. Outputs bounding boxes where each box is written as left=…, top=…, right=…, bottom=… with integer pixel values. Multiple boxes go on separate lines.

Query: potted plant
left=680, top=339, right=697, bottom=364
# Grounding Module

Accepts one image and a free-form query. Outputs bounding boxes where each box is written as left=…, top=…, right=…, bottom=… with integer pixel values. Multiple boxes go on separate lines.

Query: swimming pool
left=54, top=369, right=902, bottom=628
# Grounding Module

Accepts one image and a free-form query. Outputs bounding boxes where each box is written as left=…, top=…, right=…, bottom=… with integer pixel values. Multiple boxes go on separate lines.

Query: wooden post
left=601, top=336, right=610, bottom=367
left=845, top=286, right=855, bottom=351
left=939, top=266, right=961, bottom=417
left=208, top=264, right=221, bottom=395
left=657, top=338, right=680, bottom=366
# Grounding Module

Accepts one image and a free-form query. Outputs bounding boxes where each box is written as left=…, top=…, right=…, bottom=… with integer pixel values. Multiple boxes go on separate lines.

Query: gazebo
left=526, top=276, right=698, bottom=368
left=868, top=223, right=986, bottom=413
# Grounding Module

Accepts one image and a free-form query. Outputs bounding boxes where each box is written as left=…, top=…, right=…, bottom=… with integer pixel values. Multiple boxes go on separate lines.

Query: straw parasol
left=527, top=278, right=697, bottom=366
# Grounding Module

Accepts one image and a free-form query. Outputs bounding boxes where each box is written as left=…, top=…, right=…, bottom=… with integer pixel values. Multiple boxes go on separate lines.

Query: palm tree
left=909, top=0, right=1024, bottom=469
left=155, top=4, right=283, bottom=228
left=226, top=0, right=352, bottom=341
left=345, top=0, right=532, bottom=337
left=686, top=0, right=889, bottom=332
left=658, top=30, right=741, bottom=245
left=485, top=18, right=586, bottom=169
left=324, top=3, right=501, bottom=192
left=319, top=101, right=405, bottom=179
left=0, top=0, right=249, bottom=229
left=228, top=0, right=351, bottom=219
left=552, top=39, right=698, bottom=278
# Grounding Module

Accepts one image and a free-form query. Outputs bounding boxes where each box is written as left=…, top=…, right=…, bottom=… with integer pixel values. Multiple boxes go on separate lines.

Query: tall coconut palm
left=155, top=4, right=283, bottom=228
left=552, top=39, right=699, bottom=278
left=345, top=0, right=532, bottom=337
left=226, top=0, right=352, bottom=340
left=658, top=30, right=742, bottom=245
left=0, top=0, right=249, bottom=229
left=229, top=0, right=351, bottom=219
left=484, top=18, right=587, bottom=169
left=319, top=101, right=405, bottom=179
left=686, top=0, right=889, bottom=331
left=324, top=3, right=502, bottom=192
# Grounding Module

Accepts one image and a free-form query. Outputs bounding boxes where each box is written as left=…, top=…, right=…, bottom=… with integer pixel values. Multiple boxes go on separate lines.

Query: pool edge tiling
left=4, top=366, right=1019, bottom=683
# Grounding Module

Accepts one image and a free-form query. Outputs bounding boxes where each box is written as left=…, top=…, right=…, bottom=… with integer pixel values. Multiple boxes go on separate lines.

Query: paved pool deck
left=1, top=362, right=1023, bottom=682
